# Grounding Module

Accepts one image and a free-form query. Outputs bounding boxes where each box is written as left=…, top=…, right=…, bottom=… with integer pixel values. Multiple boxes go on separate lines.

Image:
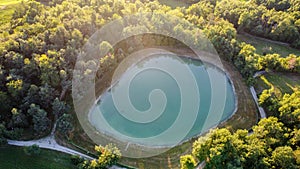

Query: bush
left=70, top=155, right=84, bottom=166
left=24, top=144, right=41, bottom=156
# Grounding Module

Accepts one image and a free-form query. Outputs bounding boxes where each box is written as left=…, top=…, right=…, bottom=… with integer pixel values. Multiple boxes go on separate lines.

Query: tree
left=36, top=53, right=61, bottom=87
left=57, top=114, right=73, bottom=136
left=71, top=155, right=85, bottom=166
left=6, top=79, right=24, bottom=99
left=268, top=146, right=297, bottom=169
left=0, top=91, right=12, bottom=118
left=24, top=144, right=41, bottom=155
left=203, top=20, right=238, bottom=60
left=52, top=97, right=67, bottom=119
left=240, top=134, right=268, bottom=168
left=192, top=128, right=243, bottom=169
left=184, top=109, right=300, bottom=169
left=237, top=43, right=261, bottom=78
left=39, top=83, right=57, bottom=110
left=252, top=117, right=286, bottom=148
left=11, top=108, right=28, bottom=128
left=279, top=91, right=300, bottom=128
left=81, top=144, right=121, bottom=169
left=180, top=155, right=196, bottom=169
left=214, top=0, right=246, bottom=28
left=22, top=57, right=39, bottom=84
left=27, top=104, right=50, bottom=135
left=21, top=84, right=40, bottom=111
left=49, top=25, right=69, bottom=49
left=186, top=1, right=214, bottom=20
left=3, top=51, right=24, bottom=70
left=254, top=0, right=290, bottom=11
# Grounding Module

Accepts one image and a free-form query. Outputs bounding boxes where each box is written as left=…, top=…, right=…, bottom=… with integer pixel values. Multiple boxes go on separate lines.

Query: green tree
left=52, top=97, right=67, bottom=119
left=27, top=104, right=50, bottom=135
left=11, top=108, right=28, bottom=128
left=6, top=79, right=24, bottom=99
left=57, top=114, right=73, bottom=136
left=192, top=128, right=243, bottom=169
left=180, top=155, right=196, bottom=169
left=36, top=53, right=61, bottom=87
left=279, top=91, right=300, bottom=128
left=214, top=0, right=246, bottom=28
left=0, top=91, right=12, bottom=118
left=204, top=20, right=237, bottom=60
left=268, top=146, right=297, bottom=169
left=39, top=83, right=57, bottom=110
left=252, top=117, right=286, bottom=148
left=254, top=0, right=290, bottom=11
left=81, top=144, right=121, bottom=169
left=24, top=144, right=41, bottom=155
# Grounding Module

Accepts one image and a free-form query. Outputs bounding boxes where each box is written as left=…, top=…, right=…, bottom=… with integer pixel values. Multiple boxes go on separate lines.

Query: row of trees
left=234, top=43, right=300, bottom=84
left=70, top=144, right=121, bottom=169
left=183, top=0, right=300, bottom=48
left=209, top=0, right=300, bottom=48
left=181, top=89, right=300, bottom=169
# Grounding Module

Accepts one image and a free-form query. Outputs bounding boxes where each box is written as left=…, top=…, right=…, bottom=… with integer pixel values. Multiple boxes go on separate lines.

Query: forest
left=0, top=0, right=299, bottom=168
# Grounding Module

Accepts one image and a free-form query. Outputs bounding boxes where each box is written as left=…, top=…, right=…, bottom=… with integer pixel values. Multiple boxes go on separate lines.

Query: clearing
left=237, top=34, right=300, bottom=57
left=254, top=72, right=300, bottom=98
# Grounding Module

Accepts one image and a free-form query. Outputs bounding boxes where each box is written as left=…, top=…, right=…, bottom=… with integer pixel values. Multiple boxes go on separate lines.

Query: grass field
left=255, top=72, right=300, bottom=98
left=158, top=0, right=189, bottom=8
left=0, top=0, right=22, bottom=25
left=0, top=145, right=77, bottom=169
left=237, top=34, right=300, bottom=57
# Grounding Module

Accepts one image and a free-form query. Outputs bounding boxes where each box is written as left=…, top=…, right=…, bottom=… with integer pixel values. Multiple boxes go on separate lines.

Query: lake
left=89, top=54, right=236, bottom=147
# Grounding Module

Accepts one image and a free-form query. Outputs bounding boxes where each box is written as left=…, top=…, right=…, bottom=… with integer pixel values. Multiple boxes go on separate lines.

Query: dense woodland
left=0, top=0, right=299, bottom=168
left=181, top=91, right=300, bottom=169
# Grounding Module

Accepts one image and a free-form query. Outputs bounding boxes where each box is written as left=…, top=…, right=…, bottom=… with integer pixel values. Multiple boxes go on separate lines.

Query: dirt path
left=7, top=137, right=127, bottom=168
left=7, top=119, right=126, bottom=168
left=8, top=136, right=94, bottom=160
left=8, top=119, right=94, bottom=159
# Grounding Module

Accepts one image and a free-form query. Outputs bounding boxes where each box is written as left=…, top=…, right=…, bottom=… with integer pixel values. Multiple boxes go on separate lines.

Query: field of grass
left=237, top=34, right=300, bottom=57
left=158, top=0, right=189, bottom=8
left=0, top=145, right=77, bottom=169
left=255, top=72, right=300, bottom=98
left=0, top=0, right=22, bottom=25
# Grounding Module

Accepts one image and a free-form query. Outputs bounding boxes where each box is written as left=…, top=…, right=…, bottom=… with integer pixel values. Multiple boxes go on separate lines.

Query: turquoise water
left=89, top=54, right=236, bottom=146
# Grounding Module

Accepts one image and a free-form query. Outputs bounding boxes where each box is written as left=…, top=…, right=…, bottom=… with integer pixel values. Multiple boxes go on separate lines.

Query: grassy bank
left=0, top=145, right=76, bottom=169
left=237, top=34, right=300, bottom=57
left=254, top=72, right=300, bottom=97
